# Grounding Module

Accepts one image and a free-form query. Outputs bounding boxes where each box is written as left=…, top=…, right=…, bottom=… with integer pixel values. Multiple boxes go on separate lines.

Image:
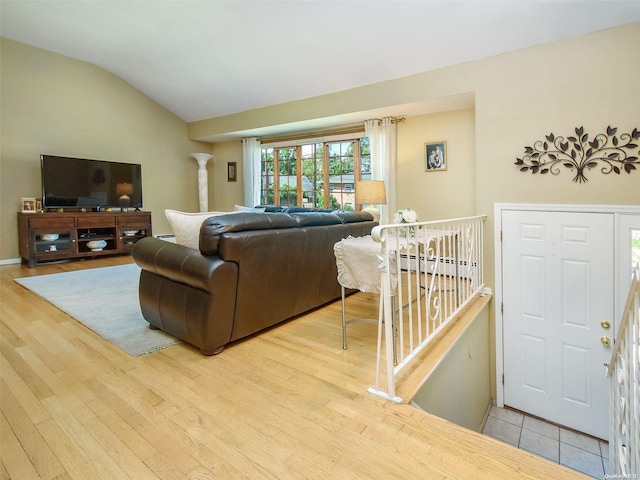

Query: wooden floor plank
left=0, top=379, right=64, bottom=479
left=1, top=257, right=589, bottom=479
left=34, top=416, right=104, bottom=480
left=84, top=397, right=158, bottom=463
left=0, top=412, right=42, bottom=480
left=0, top=352, right=52, bottom=426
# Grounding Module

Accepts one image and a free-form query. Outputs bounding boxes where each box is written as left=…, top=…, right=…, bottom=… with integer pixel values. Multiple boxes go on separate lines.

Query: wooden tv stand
left=18, top=211, right=152, bottom=267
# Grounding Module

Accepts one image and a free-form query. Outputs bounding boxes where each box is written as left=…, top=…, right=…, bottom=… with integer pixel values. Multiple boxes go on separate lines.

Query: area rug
left=14, top=264, right=180, bottom=356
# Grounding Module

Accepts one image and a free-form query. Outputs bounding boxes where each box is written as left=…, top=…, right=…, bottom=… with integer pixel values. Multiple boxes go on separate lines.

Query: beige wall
left=205, top=107, right=478, bottom=216
left=473, top=23, right=640, bottom=284
left=412, top=301, right=491, bottom=432
left=397, top=108, right=476, bottom=221
left=199, top=23, right=639, bottom=245
left=0, top=38, right=211, bottom=260
left=211, top=140, right=245, bottom=210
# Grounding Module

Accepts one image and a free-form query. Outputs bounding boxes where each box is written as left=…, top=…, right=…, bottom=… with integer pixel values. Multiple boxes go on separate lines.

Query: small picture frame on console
left=227, top=162, right=237, bottom=182
left=21, top=197, right=37, bottom=213
left=425, top=141, right=447, bottom=172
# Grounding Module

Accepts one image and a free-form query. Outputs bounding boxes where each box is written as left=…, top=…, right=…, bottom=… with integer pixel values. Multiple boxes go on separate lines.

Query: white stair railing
left=368, top=215, right=487, bottom=402
left=607, top=267, right=640, bottom=476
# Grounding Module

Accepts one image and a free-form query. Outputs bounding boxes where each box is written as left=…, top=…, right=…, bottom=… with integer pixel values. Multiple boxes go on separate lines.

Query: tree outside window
left=260, top=137, right=370, bottom=210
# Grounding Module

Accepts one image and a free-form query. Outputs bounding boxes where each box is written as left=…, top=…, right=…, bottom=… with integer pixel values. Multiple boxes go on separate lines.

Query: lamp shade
left=116, top=182, right=134, bottom=196
left=356, top=180, right=387, bottom=205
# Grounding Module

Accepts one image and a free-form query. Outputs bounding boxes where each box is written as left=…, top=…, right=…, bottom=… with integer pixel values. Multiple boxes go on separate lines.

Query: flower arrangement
left=393, top=209, right=419, bottom=237
left=393, top=208, right=418, bottom=224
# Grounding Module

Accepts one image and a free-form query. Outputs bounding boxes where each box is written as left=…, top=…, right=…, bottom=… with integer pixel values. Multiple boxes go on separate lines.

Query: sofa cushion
left=165, top=209, right=240, bottom=249
left=280, top=206, right=314, bottom=213
left=256, top=205, right=336, bottom=213
left=255, top=205, right=284, bottom=212
left=335, top=211, right=374, bottom=224
left=234, top=204, right=266, bottom=213
left=289, top=212, right=342, bottom=227
left=200, top=213, right=298, bottom=255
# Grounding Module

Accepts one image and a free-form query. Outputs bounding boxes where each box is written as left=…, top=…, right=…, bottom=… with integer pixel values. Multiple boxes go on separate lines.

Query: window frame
left=260, top=132, right=370, bottom=210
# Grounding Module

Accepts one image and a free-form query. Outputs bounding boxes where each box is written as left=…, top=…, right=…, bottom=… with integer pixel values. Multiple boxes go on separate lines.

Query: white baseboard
left=0, top=258, right=22, bottom=265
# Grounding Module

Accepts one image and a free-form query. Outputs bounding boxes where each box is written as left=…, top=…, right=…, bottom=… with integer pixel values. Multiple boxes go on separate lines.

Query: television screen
left=41, top=155, right=143, bottom=210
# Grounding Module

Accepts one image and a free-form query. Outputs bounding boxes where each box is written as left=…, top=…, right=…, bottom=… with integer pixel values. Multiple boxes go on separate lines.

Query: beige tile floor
left=483, top=406, right=609, bottom=479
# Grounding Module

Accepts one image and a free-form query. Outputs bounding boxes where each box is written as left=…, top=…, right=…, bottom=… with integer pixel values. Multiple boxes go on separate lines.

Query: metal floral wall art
left=515, top=126, right=640, bottom=183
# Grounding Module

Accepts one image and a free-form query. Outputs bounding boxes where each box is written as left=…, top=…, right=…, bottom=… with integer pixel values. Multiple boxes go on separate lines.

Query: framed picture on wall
left=425, top=141, right=447, bottom=172
left=227, top=162, right=237, bottom=182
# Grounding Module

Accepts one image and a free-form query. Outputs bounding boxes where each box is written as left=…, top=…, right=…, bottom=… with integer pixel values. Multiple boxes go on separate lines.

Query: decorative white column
left=190, top=153, right=214, bottom=212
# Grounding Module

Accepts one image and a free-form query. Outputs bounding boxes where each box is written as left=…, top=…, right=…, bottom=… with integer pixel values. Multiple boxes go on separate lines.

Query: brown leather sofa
left=133, top=211, right=376, bottom=355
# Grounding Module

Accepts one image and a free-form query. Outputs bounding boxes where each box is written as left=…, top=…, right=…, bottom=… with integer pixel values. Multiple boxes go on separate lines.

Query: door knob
left=601, top=336, right=611, bottom=347
left=601, top=320, right=611, bottom=329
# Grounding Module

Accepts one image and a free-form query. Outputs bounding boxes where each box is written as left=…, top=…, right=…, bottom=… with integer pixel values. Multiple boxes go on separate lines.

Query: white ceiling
left=2, top=1, right=639, bottom=132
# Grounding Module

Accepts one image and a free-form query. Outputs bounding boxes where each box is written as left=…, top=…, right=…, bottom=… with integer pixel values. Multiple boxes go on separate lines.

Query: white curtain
left=242, top=137, right=261, bottom=207
left=364, top=117, right=397, bottom=224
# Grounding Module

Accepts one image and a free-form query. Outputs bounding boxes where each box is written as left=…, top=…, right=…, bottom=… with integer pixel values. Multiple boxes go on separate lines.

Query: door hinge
left=502, top=374, right=505, bottom=385
left=501, top=303, right=504, bottom=314
left=500, top=230, right=503, bottom=242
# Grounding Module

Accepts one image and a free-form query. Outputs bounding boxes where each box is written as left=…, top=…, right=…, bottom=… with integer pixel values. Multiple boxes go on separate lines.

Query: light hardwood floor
left=1, top=256, right=589, bottom=479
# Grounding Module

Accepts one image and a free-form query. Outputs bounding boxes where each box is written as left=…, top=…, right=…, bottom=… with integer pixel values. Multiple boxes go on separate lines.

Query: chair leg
left=341, top=285, right=348, bottom=349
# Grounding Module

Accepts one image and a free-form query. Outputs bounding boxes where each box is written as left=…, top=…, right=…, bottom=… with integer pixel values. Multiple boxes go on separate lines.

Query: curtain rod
left=252, top=116, right=405, bottom=144
left=368, top=116, right=406, bottom=124
left=259, top=124, right=365, bottom=144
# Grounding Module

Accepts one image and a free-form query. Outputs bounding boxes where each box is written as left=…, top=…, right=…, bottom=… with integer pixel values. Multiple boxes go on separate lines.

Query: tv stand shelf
left=18, top=211, right=152, bottom=267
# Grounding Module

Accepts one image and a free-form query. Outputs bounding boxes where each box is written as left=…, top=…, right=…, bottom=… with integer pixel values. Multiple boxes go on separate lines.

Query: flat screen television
left=41, top=155, right=143, bottom=210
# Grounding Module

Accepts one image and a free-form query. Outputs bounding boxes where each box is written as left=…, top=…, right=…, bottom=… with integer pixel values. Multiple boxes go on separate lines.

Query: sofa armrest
left=133, top=237, right=231, bottom=292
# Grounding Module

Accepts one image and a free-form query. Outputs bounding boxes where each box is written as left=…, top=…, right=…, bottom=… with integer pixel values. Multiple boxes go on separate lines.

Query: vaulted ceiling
left=2, top=1, right=639, bottom=127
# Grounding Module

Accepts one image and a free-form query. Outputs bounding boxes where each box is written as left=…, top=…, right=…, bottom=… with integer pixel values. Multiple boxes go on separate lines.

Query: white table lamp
left=356, top=180, right=386, bottom=223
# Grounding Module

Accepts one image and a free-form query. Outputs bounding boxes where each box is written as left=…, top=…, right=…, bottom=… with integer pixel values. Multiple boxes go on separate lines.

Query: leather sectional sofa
left=133, top=210, right=376, bottom=355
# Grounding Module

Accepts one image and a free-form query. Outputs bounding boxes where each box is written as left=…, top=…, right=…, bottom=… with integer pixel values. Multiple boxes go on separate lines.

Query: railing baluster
left=607, top=268, right=640, bottom=475
left=368, top=215, right=487, bottom=402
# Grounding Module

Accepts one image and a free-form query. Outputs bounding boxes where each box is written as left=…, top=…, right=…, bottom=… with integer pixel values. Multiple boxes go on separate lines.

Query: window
left=260, top=136, right=370, bottom=210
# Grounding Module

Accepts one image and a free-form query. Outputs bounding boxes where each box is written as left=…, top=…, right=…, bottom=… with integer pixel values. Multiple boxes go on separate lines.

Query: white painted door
left=502, top=210, right=614, bottom=440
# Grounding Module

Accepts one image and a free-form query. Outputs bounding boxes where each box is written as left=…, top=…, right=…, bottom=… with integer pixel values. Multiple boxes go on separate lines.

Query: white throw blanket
left=334, top=235, right=394, bottom=294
